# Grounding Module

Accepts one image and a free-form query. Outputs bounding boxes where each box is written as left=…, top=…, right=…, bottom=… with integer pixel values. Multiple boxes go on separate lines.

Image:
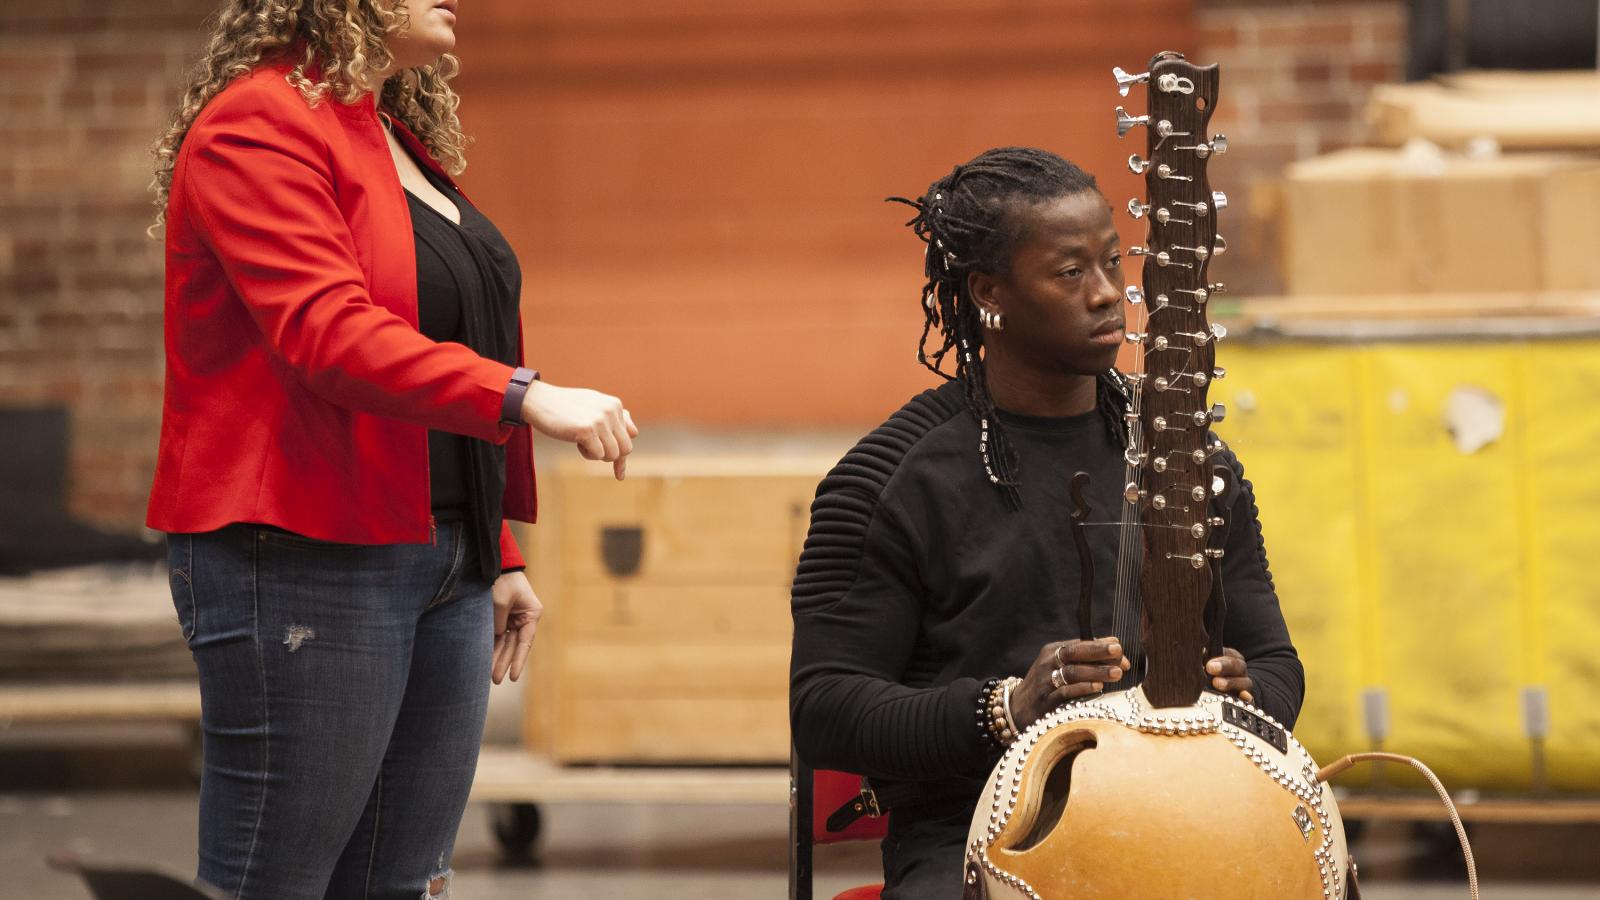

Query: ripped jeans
left=167, top=519, right=493, bottom=900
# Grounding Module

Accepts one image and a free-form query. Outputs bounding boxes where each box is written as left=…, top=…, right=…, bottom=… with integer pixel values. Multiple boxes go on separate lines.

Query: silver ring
left=1050, top=667, right=1065, bottom=689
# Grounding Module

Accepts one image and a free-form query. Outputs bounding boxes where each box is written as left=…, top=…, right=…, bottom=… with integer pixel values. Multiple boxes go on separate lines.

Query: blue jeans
left=167, top=520, right=493, bottom=900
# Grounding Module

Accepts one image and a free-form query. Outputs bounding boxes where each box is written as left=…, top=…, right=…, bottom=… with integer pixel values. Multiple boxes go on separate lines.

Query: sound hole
left=1008, top=733, right=1097, bottom=852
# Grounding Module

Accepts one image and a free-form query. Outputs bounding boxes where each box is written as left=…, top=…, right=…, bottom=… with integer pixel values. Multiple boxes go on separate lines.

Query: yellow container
left=1211, top=315, right=1600, bottom=791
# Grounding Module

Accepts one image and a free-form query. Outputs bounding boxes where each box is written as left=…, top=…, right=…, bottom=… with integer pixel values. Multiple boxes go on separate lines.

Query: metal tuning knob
left=1173, top=135, right=1227, bottom=159
left=1211, top=366, right=1226, bottom=380
left=1128, top=154, right=1151, bottom=175
left=1170, top=199, right=1211, bottom=218
left=1130, top=200, right=1191, bottom=225
left=1169, top=552, right=1207, bottom=570
left=1211, top=191, right=1229, bottom=213
left=1124, top=331, right=1147, bottom=345
left=1213, top=234, right=1228, bottom=256
left=1173, top=286, right=1209, bottom=303
left=1116, top=106, right=1150, bottom=138
left=1211, top=322, right=1228, bottom=341
left=1155, top=164, right=1193, bottom=182
left=1126, top=246, right=1188, bottom=268
left=1113, top=66, right=1150, bottom=96
left=1208, top=402, right=1227, bottom=424
left=1171, top=243, right=1210, bottom=261
left=1208, top=282, right=1226, bottom=295
left=1124, top=285, right=1145, bottom=305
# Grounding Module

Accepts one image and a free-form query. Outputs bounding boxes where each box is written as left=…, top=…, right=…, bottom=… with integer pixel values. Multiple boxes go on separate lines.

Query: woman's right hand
left=521, top=380, right=638, bottom=480
left=1009, top=637, right=1130, bottom=729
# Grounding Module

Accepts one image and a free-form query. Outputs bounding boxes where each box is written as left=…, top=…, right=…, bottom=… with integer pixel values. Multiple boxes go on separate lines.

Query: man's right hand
left=1009, top=637, right=1130, bottom=729
left=521, top=380, right=638, bottom=480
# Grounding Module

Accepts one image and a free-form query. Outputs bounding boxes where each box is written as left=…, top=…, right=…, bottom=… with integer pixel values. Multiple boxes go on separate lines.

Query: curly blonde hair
left=151, top=0, right=468, bottom=229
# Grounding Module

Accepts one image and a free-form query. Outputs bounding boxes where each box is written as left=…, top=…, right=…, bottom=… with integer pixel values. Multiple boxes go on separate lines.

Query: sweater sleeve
left=1217, top=448, right=1305, bottom=729
left=177, top=82, right=517, bottom=444
left=790, top=469, right=990, bottom=782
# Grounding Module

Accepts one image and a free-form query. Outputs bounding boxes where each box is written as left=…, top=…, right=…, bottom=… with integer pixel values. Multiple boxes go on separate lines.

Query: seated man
left=789, top=147, right=1302, bottom=899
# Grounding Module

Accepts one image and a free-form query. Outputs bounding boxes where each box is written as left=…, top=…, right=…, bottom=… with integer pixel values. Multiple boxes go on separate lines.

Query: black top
left=401, top=144, right=523, bottom=580
left=789, top=379, right=1302, bottom=816
left=409, top=187, right=473, bottom=514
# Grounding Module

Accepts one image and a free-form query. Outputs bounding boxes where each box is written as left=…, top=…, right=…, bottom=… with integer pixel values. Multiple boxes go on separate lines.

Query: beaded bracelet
left=975, top=677, right=1004, bottom=751
left=976, top=676, right=1023, bottom=750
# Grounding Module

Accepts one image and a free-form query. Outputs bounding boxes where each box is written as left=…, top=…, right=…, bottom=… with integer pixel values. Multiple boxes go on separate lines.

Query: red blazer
left=147, top=62, right=534, bottom=569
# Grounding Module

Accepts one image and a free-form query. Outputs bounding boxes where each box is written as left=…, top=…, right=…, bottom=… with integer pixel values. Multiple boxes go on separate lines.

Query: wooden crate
left=523, top=455, right=835, bottom=764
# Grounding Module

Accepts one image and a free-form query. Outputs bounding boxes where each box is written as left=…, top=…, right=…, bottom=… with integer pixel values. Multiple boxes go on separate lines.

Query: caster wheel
left=490, top=802, right=543, bottom=861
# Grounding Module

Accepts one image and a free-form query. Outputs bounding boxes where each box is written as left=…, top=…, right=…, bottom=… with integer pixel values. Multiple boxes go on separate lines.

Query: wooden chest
left=521, top=455, right=835, bottom=764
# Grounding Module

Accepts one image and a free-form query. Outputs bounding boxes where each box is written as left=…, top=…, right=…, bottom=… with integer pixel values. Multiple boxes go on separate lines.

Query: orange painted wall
left=453, top=1, right=1194, bottom=426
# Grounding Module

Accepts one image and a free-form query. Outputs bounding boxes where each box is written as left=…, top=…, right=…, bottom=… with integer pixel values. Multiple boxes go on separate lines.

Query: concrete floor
left=3, top=731, right=1598, bottom=899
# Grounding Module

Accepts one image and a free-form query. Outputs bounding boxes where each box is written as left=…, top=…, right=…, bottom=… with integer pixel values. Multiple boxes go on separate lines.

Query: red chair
left=789, top=751, right=889, bottom=900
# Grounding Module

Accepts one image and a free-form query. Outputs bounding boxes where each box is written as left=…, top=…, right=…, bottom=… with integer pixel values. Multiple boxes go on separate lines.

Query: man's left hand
left=1205, top=646, right=1254, bottom=705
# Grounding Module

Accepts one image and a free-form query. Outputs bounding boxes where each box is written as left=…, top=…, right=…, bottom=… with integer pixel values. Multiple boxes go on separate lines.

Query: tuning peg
left=1213, top=234, right=1228, bottom=256
left=1174, top=135, right=1228, bottom=159
left=1208, top=282, right=1227, bottom=294
left=1173, top=287, right=1209, bottom=303
left=1208, top=402, right=1227, bottom=424
left=1155, top=164, right=1192, bottom=182
left=1127, top=246, right=1189, bottom=268
left=1127, top=200, right=1191, bottom=225
left=1211, top=322, right=1228, bottom=340
left=1211, top=366, right=1226, bottom=380
left=1127, top=154, right=1150, bottom=174
left=1113, top=66, right=1150, bottom=97
left=1125, top=285, right=1145, bottom=305
left=1124, top=331, right=1147, bottom=345
left=1116, top=106, right=1150, bottom=138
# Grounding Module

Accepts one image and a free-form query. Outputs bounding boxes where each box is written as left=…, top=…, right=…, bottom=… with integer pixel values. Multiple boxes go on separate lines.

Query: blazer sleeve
left=177, top=84, right=517, bottom=444
left=499, top=521, right=526, bottom=572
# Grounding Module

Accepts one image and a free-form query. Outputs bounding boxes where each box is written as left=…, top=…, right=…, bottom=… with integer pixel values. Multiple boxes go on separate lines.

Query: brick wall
left=0, top=2, right=210, bottom=533
left=0, top=0, right=1405, bottom=536
left=1197, top=0, right=1408, bottom=294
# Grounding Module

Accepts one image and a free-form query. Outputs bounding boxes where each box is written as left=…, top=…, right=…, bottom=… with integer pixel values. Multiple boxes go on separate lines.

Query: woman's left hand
left=1206, top=646, right=1254, bottom=705
left=491, top=570, right=542, bottom=684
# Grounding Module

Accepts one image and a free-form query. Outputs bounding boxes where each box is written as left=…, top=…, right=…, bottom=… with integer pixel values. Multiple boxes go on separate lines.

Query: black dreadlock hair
left=890, top=146, right=1128, bottom=510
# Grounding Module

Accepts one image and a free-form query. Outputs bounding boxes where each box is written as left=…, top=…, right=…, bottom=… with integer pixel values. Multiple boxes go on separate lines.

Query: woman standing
left=148, top=2, right=635, bottom=897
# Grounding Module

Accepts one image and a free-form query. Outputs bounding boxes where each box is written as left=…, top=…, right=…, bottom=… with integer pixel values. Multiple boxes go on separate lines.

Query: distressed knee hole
left=423, top=871, right=451, bottom=899
left=282, top=624, right=315, bottom=652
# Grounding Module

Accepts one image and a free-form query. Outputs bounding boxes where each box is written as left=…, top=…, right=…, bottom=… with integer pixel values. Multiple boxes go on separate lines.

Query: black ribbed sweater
left=789, top=379, right=1303, bottom=816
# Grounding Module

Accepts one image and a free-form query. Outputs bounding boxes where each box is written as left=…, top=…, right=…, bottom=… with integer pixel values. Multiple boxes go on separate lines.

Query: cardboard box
left=1367, top=71, right=1600, bottom=150
left=1282, top=149, right=1600, bottom=295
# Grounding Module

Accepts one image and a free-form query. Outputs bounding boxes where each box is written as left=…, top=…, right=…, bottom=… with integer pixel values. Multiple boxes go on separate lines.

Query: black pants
left=880, top=804, right=970, bottom=899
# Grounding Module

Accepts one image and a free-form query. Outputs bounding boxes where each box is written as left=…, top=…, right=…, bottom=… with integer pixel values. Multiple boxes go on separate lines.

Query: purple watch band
left=500, top=367, right=539, bottom=427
